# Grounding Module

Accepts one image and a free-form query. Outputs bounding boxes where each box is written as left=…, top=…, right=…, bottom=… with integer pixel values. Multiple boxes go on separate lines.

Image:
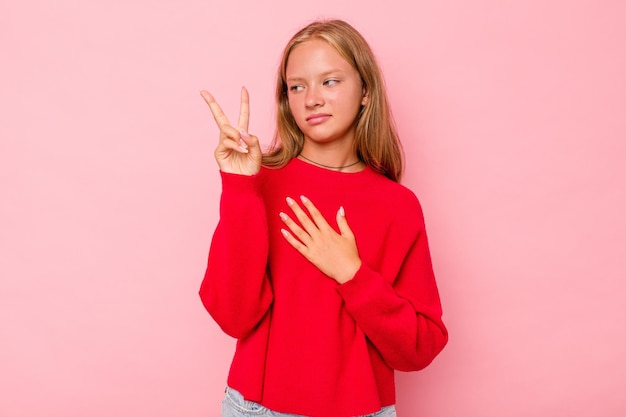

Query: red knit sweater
left=200, top=158, right=448, bottom=417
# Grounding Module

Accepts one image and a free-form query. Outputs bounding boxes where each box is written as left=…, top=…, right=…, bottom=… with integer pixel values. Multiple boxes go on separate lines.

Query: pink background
left=2, top=1, right=625, bottom=416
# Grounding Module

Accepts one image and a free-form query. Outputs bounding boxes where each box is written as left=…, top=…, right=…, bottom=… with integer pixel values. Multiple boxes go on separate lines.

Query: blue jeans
left=221, top=386, right=397, bottom=417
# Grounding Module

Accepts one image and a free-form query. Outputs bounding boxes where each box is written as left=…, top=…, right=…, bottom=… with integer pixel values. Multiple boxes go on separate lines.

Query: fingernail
left=339, top=206, right=345, bottom=217
left=280, top=228, right=289, bottom=238
left=238, top=145, right=249, bottom=153
left=279, top=212, right=288, bottom=221
left=300, top=195, right=309, bottom=203
left=239, top=138, right=248, bottom=149
left=239, top=129, right=250, bottom=139
left=286, top=197, right=295, bottom=206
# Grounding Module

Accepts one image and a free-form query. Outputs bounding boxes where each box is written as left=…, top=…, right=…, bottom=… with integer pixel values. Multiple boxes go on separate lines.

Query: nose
left=305, top=85, right=323, bottom=108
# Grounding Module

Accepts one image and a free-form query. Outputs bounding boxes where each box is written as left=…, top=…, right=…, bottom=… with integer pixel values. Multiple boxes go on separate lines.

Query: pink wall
left=1, top=1, right=625, bottom=416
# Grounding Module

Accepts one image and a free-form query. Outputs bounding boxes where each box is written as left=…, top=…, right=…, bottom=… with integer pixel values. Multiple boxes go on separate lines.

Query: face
left=285, top=39, right=368, bottom=147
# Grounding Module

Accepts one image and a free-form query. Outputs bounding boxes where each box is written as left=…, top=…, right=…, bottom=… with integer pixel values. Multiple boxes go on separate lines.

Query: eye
left=324, top=79, right=340, bottom=86
left=289, top=85, right=304, bottom=92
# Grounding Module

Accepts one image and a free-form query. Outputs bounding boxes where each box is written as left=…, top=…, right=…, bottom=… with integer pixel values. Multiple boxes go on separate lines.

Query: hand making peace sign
left=200, top=87, right=262, bottom=176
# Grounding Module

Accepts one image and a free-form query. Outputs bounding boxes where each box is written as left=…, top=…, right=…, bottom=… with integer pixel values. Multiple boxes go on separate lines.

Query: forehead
left=285, top=39, right=354, bottom=76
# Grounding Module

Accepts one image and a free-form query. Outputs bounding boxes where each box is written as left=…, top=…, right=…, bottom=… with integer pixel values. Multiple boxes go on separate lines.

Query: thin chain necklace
left=298, top=154, right=361, bottom=170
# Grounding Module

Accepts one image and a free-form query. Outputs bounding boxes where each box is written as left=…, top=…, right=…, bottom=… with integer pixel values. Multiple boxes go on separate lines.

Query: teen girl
left=199, top=19, right=448, bottom=417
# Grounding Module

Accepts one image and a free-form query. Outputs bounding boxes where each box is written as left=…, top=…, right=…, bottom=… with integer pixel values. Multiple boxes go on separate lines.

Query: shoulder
left=360, top=171, right=427, bottom=237
left=372, top=172, right=424, bottom=214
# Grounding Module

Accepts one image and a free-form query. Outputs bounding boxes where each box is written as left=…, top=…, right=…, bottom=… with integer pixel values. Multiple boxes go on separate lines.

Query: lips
left=305, top=113, right=331, bottom=125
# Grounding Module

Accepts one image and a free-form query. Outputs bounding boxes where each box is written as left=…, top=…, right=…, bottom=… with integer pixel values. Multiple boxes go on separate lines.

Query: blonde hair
left=262, top=19, right=404, bottom=182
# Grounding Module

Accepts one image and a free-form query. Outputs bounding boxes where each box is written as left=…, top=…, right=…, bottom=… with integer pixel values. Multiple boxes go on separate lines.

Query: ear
left=361, top=86, right=370, bottom=106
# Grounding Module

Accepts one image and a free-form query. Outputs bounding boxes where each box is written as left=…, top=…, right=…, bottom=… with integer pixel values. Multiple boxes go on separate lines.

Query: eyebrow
left=286, top=70, right=345, bottom=83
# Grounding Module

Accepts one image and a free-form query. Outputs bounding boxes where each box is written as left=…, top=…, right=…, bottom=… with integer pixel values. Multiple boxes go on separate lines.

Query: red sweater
left=200, top=158, right=448, bottom=417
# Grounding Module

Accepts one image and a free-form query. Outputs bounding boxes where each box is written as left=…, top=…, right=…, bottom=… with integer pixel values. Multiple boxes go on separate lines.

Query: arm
left=198, top=88, right=272, bottom=339
left=336, top=226, right=448, bottom=371
left=199, top=171, right=273, bottom=339
left=280, top=194, right=447, bottom=371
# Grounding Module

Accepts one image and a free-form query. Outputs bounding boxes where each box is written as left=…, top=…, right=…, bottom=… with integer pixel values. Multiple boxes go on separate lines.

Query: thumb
left=242, top=131, right=262, bottom=160
left=336, top=206, right=354, bottom=238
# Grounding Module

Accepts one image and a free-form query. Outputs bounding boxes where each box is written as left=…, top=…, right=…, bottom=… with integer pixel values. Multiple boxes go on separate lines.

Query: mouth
left=305, top=113, right=331, bottom=125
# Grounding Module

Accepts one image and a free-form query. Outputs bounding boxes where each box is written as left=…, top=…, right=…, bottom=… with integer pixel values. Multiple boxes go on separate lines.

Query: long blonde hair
left=263, top=19, right=404, bottom=182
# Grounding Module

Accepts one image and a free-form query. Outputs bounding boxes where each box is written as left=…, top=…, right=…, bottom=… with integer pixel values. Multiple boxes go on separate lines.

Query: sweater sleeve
left=336, top=205, right=448, bottom=372
left=199, top=171, right=273, bottom=339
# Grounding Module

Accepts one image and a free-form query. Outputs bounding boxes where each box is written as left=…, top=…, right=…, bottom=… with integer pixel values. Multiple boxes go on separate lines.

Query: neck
left=299, top=142, right=362, bottom=172
left=298, top=153, right=362, bottom=171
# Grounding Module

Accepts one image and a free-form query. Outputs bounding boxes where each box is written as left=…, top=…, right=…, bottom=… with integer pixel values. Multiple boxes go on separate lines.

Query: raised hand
left=279, top=196, right=362, bottom=284
left=200, top=87, right=262, bottom=175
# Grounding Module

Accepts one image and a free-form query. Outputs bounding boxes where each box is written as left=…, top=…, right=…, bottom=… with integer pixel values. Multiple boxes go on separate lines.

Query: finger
left=217, top=123, right=249, bottom=151
left=299, top=195, right=331, bottom=232
left=200, top=90, right=231, bottom=128
left=336, top=206, right=355, bottom=238
left=217, top=137, right=250, bottom=154
left=238, top=130, right=252, bottom=150
left=286, top=197, right=318, bottom=234
left=221, top=124, right=244, bottom=142
left=280, top=228, right=308, bottom=255
left=279, top=211, right=311, bottom=245
left=237, top=87, right=250, bottom=132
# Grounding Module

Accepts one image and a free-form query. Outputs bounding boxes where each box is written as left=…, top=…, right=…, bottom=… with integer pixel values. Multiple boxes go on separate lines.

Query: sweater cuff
left=220, top=170, right=263, bottom=197
left=336, top=263, right=391, bottom=306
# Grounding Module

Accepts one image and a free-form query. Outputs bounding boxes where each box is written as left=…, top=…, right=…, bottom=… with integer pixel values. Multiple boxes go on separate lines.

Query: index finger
left=286, top=196, right=321, bottom=234
left=200, top=90, right=231, bottom=128
left=237, top=87, right=250, bottom=132
left=298, top=196, right=331, bottom=231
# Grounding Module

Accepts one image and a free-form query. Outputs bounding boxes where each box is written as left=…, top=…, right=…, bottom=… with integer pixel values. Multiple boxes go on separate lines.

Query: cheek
left=325, top=92, right=341, bottom=108
left=329, top=90, right=359, bottom=110
left=287, top=96, right=302, bottom=116
left=287, top=100, right=306, bottom=129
